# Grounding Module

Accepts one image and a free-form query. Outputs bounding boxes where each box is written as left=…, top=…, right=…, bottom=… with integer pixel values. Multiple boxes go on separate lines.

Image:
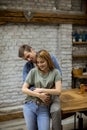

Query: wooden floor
left=0, top=114, right=87, bottom=130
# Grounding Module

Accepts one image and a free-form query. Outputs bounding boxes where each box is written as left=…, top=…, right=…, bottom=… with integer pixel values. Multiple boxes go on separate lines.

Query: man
left=18, top=44, right=62, bottom=130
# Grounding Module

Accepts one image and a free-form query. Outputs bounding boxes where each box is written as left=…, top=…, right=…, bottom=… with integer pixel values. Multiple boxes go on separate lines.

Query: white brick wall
left=0, top=0, right=85, bottom=111
left=0, top=23, right=73, bottom=109
left=0, top=25, right=58, bottom=108
left=58, top=24, right=72, bottom=88
left=0, top=0, right=85, bottom=12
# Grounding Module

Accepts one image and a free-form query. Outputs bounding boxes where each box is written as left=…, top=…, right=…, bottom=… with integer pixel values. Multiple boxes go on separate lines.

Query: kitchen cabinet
left=72, top=41, right=87, bottom=88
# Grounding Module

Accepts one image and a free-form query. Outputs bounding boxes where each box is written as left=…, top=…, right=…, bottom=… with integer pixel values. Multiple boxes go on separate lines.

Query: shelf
left=73, top=42, right=87, bottom=45
left=73, top=55, right=87, bottom=58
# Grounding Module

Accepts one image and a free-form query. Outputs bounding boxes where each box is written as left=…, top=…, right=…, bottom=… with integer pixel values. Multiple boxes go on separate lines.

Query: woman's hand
left=33, top=88, right=43, bottom=93
left=33, top=88, right=51, bottom=105
left=34, top=88, right=51, bottom=104
left=39, top=93, right=51, bottom=105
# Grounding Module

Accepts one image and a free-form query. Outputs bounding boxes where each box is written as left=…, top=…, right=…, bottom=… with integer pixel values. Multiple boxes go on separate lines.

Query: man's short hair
left=18, top=44, right=31, bottom=58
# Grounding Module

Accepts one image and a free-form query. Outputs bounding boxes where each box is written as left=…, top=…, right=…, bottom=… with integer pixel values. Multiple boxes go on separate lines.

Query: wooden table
left=60, top=88, right=87, bottom=114
left=60, top=88, right=87, bottom=130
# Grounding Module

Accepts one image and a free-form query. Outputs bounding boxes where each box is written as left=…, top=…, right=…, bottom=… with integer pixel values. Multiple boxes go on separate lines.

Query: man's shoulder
left=50, top=53, right=57, bottom=59
left=50, top=53, right=54, bottom=57
left=29, top=67, right=38, bottom=76
left=24, top=61, right=34, bottom=68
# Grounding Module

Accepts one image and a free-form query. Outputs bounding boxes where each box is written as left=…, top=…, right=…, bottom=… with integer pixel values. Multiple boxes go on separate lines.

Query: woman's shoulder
left=27, top=68, right=38, bottom=78
left=53, top=68, right=59, bottom=72
left=30, top=67, right=37, bottom=73
left=53, top=68, right=61, bottom=76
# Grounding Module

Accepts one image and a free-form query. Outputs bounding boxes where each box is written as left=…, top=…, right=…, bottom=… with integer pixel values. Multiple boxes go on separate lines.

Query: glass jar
left=80, top=84, right=85, bottom=94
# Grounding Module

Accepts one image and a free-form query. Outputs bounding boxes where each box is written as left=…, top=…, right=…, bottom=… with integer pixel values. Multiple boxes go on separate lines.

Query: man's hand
left=33, top=88, right=51, bottom=105
left=39, top=93, right=51, bottom=105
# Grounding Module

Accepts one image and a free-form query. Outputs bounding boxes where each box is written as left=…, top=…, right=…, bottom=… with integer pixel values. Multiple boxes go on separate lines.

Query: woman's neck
left=39, top=69, right=49, bottom=74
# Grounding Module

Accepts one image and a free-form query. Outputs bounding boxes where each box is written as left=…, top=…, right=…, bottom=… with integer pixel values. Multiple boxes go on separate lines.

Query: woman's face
left=36, top=57, right=48, bottom=72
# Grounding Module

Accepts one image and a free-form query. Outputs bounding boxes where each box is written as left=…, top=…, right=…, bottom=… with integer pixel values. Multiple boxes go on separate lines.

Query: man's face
left=23, top=49, right=36, bottom=63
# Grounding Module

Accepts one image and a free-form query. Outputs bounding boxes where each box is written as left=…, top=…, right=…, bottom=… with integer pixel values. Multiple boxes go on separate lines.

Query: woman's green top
left=24, top=67, right=61, bottom=103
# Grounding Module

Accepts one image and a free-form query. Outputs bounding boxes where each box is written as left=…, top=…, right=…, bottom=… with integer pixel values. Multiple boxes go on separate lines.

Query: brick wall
left=0, top=0, right=86, bottom=111
left=0, top=0, right=86, bottom=12
left=59, top=24, right=72, bottom=88
left=0, top=24, right=64, bottom=109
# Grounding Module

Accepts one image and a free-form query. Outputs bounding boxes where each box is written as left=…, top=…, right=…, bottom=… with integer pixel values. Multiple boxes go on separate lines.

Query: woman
left=22, top=50, right=62, bottom=130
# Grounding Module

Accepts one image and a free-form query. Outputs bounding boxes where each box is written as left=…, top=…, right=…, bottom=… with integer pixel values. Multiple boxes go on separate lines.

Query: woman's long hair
left=36, top=50, right=55, bottom=71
